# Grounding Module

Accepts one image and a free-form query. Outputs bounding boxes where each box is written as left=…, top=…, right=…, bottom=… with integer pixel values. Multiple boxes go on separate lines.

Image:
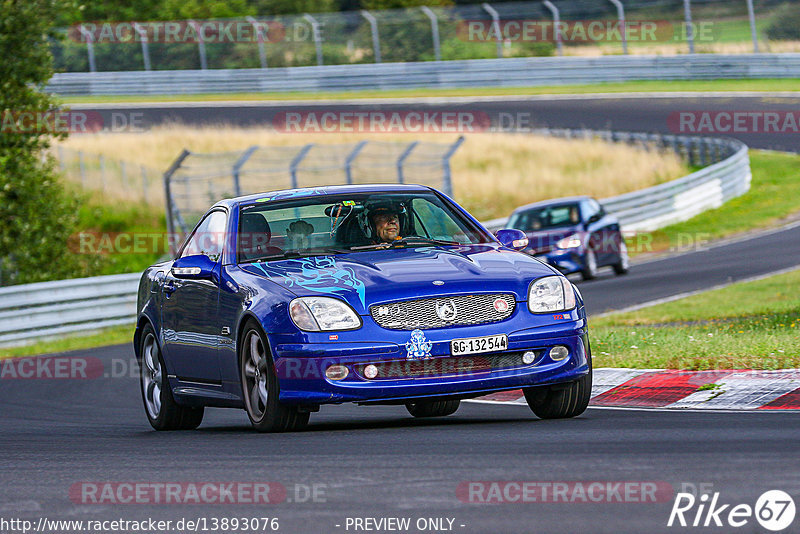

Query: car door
left=160, top=210, right=227, bottom=383
left=582, top=199, right=615, bottom=266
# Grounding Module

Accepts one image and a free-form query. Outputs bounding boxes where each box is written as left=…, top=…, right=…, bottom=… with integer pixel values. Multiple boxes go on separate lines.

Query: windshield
left=237, top=191, right=489, bottom=262
left=508, top=203, right=581, bottom=232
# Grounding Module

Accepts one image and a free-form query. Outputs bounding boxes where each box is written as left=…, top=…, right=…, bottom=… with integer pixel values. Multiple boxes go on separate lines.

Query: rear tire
left=139, top=324, right=204, bottom=431
left=240, top=319, right=309, bottom=433
left=613, top=240, right=630, bottom=275
left=581, top=249, right=598, bottom=281
left=523, top=369, right=592, bottom=419
left=406, top=399, right=460, bottom=418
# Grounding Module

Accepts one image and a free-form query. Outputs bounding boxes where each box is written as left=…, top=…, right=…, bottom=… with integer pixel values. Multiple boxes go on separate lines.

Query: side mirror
left=495, top=229, right=529, bottom=250
left=587, top=214, right=602, bottom=224
left=171, top=254, right=216, bottom=280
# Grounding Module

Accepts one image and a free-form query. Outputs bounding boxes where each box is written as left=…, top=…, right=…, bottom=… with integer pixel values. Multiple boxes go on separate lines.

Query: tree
left=0, top=0, right=95, bottom=285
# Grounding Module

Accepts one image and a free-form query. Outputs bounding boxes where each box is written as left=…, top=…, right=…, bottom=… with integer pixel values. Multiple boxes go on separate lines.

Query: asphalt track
left=2, top=94, right=798, bottom=533
left=76, top=94, right=800, bottom=152
left=1, top=345, right=799, bottom=534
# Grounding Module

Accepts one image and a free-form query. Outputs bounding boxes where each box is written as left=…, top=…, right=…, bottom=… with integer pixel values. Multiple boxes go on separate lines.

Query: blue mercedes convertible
left=134, top=184, right=592, bottom=432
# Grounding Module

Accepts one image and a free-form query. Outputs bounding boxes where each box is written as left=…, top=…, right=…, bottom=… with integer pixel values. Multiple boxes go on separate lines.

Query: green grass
left=59, top=79, right=800, bottom=105
left=0, top=325, right=133, bottom=360
left=74, top=194, right=169, bottom=275
left=630, top=150, right=800, bottom=256
left=591, top=268, right=800, bottom=370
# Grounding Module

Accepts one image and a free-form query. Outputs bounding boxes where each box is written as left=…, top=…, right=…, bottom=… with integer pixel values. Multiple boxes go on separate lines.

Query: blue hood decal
left=248, top=257, right=366, bottom=309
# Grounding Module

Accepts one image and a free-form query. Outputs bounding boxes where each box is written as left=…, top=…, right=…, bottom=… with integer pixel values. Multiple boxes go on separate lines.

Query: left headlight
left=289, top=297, right=362, bottom=331
left=528, top=276, right=577, bottom=313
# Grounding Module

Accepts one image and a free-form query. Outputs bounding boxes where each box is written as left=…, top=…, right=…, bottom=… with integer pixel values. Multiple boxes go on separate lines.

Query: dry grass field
left=56, top=126, right=688, bottom=220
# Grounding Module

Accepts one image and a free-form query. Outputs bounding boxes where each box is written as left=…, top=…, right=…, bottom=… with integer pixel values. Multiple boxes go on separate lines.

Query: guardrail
left=1, top=129, right=750, bottom=348
left=0, top=273, right=140, bottom=347
left=483, top=129, right=751, bottom=232
left=46, top=53, right=800, bottom=96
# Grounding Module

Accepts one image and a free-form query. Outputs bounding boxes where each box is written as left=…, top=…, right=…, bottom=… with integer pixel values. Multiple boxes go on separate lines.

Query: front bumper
left=269, top=314, right=589, bottom=404
left=534, top=249, right=585, bottom=275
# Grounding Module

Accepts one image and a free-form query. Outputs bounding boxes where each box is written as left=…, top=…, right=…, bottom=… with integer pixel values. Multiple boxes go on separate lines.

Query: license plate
left=451, top=334, right=508, bottom=356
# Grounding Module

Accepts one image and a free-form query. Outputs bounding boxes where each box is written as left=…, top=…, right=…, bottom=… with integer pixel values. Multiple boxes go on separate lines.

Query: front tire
left=240, top=320, right=309, bottom=433
left=406, top=399, right=460, bottom=418
left=523, top=370, right=592, bottom=419
left=581, top=249, right=598, bottom=281
left=139, top=325, right=204, bottom=431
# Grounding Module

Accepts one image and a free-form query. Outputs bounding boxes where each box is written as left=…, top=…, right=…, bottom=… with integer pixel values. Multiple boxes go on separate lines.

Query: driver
left=369, top=205, right=403, bottom=244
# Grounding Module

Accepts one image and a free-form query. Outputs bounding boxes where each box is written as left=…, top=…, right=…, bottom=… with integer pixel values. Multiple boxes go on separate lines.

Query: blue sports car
left=507, top=196, right=629, bottom=281
left=135, top=184, right=592, bottom=432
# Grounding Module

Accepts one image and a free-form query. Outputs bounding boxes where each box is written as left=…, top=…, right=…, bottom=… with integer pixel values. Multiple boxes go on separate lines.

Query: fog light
left=363, top=364, right=379, bottom=379
left=522, top=351, right=536, bottom=365
left=325, top=365, right=349, bottom=381
left=549, top=346, right=569, bottom=361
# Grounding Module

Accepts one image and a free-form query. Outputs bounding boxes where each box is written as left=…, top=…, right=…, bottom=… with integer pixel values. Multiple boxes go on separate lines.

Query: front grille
left=370, top=293, right=516, bottom=330
left=356, top=351, right=538, bottom=380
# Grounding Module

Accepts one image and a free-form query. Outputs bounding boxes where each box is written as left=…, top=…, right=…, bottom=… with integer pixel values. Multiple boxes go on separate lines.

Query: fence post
left=420, top=6, right=442, bottom=61
left=481, top=3, right=503, bottom=59
left=683, top=0, right=695, bottom=54
left=543, top=1, right=563, bottom=56
left=290, top=144, right=314, bottom=189
left=163, top=149, right=191, bottom=254
left=120, top=160, right=128, bottom=189
left=141, top=166, right=148, bottom=200
left=396, top=142, right=419, bottom=184
left=361, top=10, right=382, bottom=63
left=608, top=0, right=628, bottom=55
left=247, top=16, right=268, bottom=68
left=78, top=151, right=87, bottom=186
left=78, top=25, right=97, bottom=73
left=57, top=146, right=65, bottom=172
left=303, top=14, right=324, bottom=66
left=133, top=23, right=151, bottom=71
left=189, top=20, right=208, bottom=70
left=232, top=145, right=259, bottom=196
left=345, top=141, right=368, bottom=185
left=99, top=154, right=106, bottom=192
left=441, top=136, right=465, bottom=197
left=746, top=0, right=759, bottom=53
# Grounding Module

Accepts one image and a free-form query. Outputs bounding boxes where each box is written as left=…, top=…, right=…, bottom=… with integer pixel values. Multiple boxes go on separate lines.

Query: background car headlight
left=289, top=297, right=362, bottom=331
left=528, top=276, right=577, bottom=313
left=556, top=233, right=582, bottom=249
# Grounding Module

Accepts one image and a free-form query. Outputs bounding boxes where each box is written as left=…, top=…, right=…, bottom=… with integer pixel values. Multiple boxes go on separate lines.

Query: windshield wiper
left=248, top=247, right=351, bottom=262
left=390, top=236, right=461, bottom=247
left=350, top=237, right=460, bottom=251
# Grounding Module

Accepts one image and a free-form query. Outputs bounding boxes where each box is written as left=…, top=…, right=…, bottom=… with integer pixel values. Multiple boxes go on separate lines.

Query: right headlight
left=556, top=233, right=582, bottom=249
left=528, top=276, right=577, bottom=313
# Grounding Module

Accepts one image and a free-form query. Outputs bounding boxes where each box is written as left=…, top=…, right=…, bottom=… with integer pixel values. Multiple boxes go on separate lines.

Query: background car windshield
left=508, top=203, right=581, bottom=232
left=237, top=192, right=488, bottom=262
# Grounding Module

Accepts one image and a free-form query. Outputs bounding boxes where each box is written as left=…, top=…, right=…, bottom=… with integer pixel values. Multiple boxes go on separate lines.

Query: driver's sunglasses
left=375, top=213, right=399, bottom=224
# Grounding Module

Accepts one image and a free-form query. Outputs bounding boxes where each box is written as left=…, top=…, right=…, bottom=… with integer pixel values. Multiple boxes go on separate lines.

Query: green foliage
left=0, top=0, right=101, bottom=285
left=764, top=3, right=800, bottom=41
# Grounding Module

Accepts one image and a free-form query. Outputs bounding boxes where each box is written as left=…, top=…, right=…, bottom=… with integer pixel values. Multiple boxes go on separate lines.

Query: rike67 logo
left=668, top=490, right=795, bottom=531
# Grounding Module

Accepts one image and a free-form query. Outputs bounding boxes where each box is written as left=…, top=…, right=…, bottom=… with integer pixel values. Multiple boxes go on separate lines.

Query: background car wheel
left=139, top=324, right=204, bottom=431
left=240, top=320, right=309, bottom=433
left=581, top=249, right=598, bottom=281
left=613, top=241, right=630, bottom=275
left=405, top=399, right=460, bottom=418
left=522, top=369, right=592, bottom=419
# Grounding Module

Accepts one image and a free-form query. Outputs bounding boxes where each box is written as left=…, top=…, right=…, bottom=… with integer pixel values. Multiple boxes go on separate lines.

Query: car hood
left=240, top=244, right=555, bottom=314
left=524, top=226, right=581, bottom=253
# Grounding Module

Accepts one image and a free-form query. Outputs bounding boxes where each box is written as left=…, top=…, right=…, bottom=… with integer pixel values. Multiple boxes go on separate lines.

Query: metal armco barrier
left=2, top=130, right=750, bottom=347
left=46, top=54, right=800, bottom=96
left=0, top=273, right=140, bottom=347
